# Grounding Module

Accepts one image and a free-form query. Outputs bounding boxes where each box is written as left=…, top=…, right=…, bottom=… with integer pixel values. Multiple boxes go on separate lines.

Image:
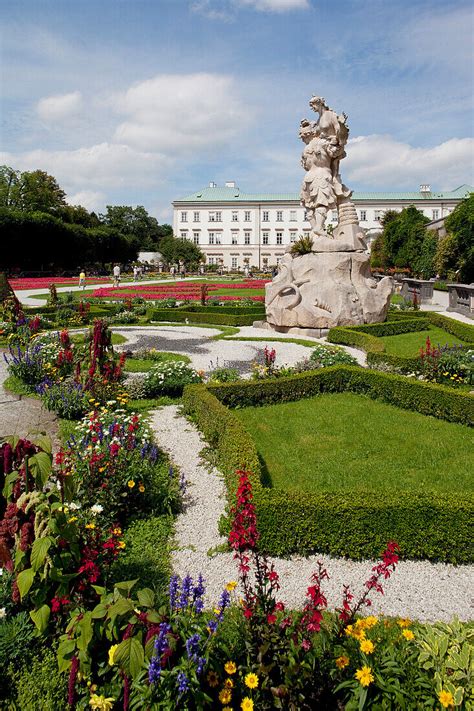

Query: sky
left=1, top=0, right=473, bottom=223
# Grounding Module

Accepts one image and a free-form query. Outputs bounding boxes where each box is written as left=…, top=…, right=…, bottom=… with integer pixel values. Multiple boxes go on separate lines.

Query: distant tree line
left=0, top=166, right=203, bottom=273
left=370, top=195, right=473, bottom=282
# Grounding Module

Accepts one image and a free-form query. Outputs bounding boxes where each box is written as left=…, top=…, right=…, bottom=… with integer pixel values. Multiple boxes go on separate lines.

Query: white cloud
left=66, top=190, right=106, bottom=212
left=37, top=91, right=83, bottom=121
left=236, top=0, right=309, bottom=10
left=113, top=73, right=250, bottom=153
left=345, top=135, right=474, bottom=191
left=0, top=143, right=172, bottom=191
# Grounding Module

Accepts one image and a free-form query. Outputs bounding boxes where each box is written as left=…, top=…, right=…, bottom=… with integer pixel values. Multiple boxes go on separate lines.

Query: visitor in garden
left=133, top=265, right=138, bottom=281
left=78, top=269, right=86, bottom=289
left=113, top=263, right=121, bottom=287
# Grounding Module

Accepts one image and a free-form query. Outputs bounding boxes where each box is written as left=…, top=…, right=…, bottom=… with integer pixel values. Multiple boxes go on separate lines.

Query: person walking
left=113, top=264, right=121, bottom=288
left=79, top=269, right=86, bottom=290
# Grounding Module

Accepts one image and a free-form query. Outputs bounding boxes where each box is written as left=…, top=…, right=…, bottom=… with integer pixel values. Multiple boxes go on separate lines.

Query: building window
left=374, top=210, right=384, bottom=222
left=244, top=211, right=251, bottom=222
left=290, top=210, right=297, bottom=221
left=232, top=211, right=238, bottom=222
left=180, top=211, right=187, bottom=222
left=193, top=232, right=199, bottom=244
left=193, top=211, right=200, bottom=222
left=208, top=257, right=215, bottom=265
left=303, top=229, right=310, bottom=237
left=331, top=210, right=338, bottom=222
left=262, top=231, right=269, bottom=245
left=276, top=231, right=283, bottom=245
left=215, top=234, right=221, bottom=245
left=216, top=211, right=222, bottom=222
left=360, top=210, right=367, bottom=222
left=263, top=257, right=268, bottom=268
left=262, top=211, right=269, bottom=222
left=231, top=257, right=238, bottom=269
left=209, top=211, right=222, bottom=222
left=244, top=231, right=251, bottom=245
left=432, top=209, right=439, bottom=220
left=208, top=232, right=215, bottom=244
left=180, top=230, right=188, bottom=239
left=231, top=231, right=238, bottom=245
left=290, top=231, right=297, bottom=242
left=276, top=210, right=283, bottom=222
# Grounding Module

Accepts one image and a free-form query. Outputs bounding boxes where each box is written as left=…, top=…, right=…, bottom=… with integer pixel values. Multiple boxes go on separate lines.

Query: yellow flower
left=397, top=618, right=411, bottom=628
left=89, top=694, right=115, bottom=711
left=355, top=665, right=374, bottom=687
left=335, top=655, right=349, bottom=669
left=218, top=688, right=232, bottom=704
left=438, top=689, right=455, bottom=708
left=364, top=616, right=378, bottom=629
left=346, top=624, right=366, bottom=641
left=127, top=480, right=135, bottom=488
left=223, top=708, right=232, bottom=711
left=113, top=527, right=122, bottom=535
left=244, top=672, right=259, bottom=689
left=207, top=670, right=219, bottom=687
left=402, top=629, right=414, bottom=641
left=224, top=677, right=234, bottom=689
left=225, top=581, right=237, bottom=592
left=241, top=699, right=254, bottom=711
left=108, top=644, right=118, bottom=666
left=85, top=523, right=96, bottom=530
left=138, top=484, right=145, bottom=493
left=99, top=466, right=106, bottom=473
left=360, top=639, right=375, bottom=654
left=224, top=661, right=237, bottom=675
left=117, top=541, right=126, bottom=549
left=68, top=516, right=78, bottom=523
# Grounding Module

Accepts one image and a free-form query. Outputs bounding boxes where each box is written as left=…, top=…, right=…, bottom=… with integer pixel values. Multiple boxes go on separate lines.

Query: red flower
left=267, top=613, right=277, bottom=624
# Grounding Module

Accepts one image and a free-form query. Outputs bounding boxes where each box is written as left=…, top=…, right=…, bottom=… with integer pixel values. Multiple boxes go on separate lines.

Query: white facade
left=172, top=183, right=472, bottom=270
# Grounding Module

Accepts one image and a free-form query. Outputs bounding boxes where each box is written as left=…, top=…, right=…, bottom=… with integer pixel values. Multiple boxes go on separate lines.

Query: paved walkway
left=0, top=351, right=59, bottom=444
left=150, top=405, right=474, bottom=622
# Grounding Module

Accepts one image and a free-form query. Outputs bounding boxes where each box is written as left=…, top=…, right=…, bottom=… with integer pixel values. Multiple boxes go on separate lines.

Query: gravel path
left=114, top=326, right=320, bottom=375
left=150, top=405, right=473, bottom=622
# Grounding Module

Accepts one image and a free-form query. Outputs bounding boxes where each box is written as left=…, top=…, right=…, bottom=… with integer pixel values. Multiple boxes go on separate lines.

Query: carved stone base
left=253, top=321, right=329, bottom=338
left=265, top=250, right=393, bottom=329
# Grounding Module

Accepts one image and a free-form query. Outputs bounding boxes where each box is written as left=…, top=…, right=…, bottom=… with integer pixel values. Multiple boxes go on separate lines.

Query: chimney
left=209, top=181, right=217, bottom=188
left=225, top=181, right=236, bottom=188
left=420, top=184, right=431, bottom=194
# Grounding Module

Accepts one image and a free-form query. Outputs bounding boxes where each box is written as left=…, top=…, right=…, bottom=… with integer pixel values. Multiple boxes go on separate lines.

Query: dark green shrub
left=9, top=644, right=68, bottom=711
left=149, top=309, right=263, bottom=326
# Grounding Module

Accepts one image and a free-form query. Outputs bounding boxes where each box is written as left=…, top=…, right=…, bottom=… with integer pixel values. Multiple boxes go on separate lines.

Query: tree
left=382, top=205, right=430, bottom=270
left=56, top=204, right=101, bottom=228
left=435, top=194, right=474, bottom=282
left=16, top=170, right=67, bottom=213
left=100, top=205, right=161, bottom=249
left=412, top=232, right=438, bottom=279
left=159, top=235, right=203, bottom=266
left=0, top=166, right=21, bottom=208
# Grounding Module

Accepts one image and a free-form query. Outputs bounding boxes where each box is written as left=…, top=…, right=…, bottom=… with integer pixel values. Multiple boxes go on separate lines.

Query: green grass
left=69, top=331, right=128, bottom=345
left=2, top=375, right=37, bottom=397
left=58, top=418, right=78, bottom=444
left=124, top=352, right=190, bottom=372
left=126, top=395, right=179, bottom=412
left=379, top=326, right=466, bottom=357
left=236, top=392, right=473, bottom=494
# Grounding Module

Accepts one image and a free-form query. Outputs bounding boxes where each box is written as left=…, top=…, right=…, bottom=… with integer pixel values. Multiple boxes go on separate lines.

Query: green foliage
left=437, top=193, right=474, bottom=282
left=159, top=233, right=204, bottom=264
left=290, top=234, right=314, bottom=256
left=379, top=205, right=430, bottom=271
left=40, top=380, right=89, bottom=419
left=182, top=368, right=473, bottom=561
left=9, top=644, right=68, bottom=710
left=207, top=366, right=241, bottom=383
left=0, top=612, right=37, bottom=668
left=309, top=344, right=357, bottom=367
left=412, top=231, right=438, bottom=279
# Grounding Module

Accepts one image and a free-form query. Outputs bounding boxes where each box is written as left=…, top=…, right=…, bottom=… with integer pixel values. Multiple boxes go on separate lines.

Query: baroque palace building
left=172, top=182, right=472, bottom=270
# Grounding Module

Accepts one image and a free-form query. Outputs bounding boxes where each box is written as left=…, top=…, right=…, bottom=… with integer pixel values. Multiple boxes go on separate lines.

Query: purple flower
left=196, top=656, right=206, bottom=676
left=185, top=633, right=201, bottom=660
left=149, top=623, right=171, bottom=684
left=169, top=574, right=179, bottom=610
left=177, top=671, right=189, bottom=694
left=177, top=575, right=193, bottom=609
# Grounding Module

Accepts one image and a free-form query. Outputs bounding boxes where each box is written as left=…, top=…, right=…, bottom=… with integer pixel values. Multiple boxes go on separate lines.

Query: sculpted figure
left=300, top=96, right=351, bottom=236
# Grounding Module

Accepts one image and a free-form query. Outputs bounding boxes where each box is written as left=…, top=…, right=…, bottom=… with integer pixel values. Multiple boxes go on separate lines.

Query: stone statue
left=262, top=95, right=393, bottom=335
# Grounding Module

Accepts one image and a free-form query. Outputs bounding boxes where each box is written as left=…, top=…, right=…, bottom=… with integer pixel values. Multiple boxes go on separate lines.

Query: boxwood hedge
left=182, top=367, right=473, bottom=563
left=149, top=308, right=264, bottom=326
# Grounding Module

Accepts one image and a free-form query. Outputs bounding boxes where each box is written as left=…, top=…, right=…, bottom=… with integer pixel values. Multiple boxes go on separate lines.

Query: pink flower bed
left=9, top=277, right=110, bottom=290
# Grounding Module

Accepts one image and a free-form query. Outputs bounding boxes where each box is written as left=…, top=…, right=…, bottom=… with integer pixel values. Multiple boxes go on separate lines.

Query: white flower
left=0, top=608, right=6, bottom=619
left=0, top=568, right=3, bottom=577
left=69, top=502, right=81, bottom=510
left=90, top=504, right=104, bottom=515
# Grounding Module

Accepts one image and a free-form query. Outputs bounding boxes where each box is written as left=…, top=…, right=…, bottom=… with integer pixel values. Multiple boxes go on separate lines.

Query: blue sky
left=1, top=0, right=473, bottom=222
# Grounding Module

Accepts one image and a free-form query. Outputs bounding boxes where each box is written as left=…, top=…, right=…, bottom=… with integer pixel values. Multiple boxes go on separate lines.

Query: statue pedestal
left=264, top=248, right=393, bottom=330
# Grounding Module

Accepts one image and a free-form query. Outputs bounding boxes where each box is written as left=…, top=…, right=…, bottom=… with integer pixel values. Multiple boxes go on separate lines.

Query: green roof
left=174, top=184, right=473, bottom=204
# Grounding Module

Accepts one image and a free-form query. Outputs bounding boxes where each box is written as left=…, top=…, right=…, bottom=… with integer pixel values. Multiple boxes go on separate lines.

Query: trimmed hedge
left=182, top=367, right=474, bottom=562
left=149, top=309, right=264, bottom=326
left=183, top=304, right=265, bottom=315
left=328, top=313, right=474, bottom=373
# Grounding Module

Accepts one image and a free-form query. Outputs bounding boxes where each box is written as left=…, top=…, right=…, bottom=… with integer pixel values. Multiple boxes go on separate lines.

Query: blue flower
left=177, top=671, right=189, bottom=694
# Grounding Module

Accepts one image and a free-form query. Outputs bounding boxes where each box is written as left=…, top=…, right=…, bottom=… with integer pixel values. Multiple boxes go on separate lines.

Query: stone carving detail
left=264, top=95, right=393, bottom=333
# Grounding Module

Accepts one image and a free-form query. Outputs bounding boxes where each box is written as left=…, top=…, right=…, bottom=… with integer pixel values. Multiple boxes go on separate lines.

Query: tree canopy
left=435, top=194, right=474, bottom=282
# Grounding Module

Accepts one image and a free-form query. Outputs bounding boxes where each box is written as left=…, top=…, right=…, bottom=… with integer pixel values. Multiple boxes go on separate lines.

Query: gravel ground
left=114, top=326, right=318, bottom=375
left=150, top=405, right=473, bottom=622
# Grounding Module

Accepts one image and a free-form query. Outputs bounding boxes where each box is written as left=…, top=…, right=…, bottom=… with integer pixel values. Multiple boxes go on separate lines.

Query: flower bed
left=91, top=280, right=268, bottom=302
left=9, top=277, right=110, bottom=290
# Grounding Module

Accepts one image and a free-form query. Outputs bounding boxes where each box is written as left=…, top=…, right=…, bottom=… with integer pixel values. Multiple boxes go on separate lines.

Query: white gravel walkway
left=150, top=405, right=473, bottom=623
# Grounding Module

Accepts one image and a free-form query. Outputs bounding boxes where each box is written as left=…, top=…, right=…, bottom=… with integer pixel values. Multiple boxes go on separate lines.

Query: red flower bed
left=9, top=277, right=110, bottom=290
left=91, top=280, right=270, bottom=302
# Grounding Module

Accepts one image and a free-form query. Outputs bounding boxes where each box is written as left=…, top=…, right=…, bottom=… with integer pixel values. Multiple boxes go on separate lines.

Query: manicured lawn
left=70, top=332, right=128, bottom=345
left=379, top=326, right=466, bottom=357
left=236, top=392, right=473, bottom=493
